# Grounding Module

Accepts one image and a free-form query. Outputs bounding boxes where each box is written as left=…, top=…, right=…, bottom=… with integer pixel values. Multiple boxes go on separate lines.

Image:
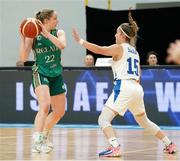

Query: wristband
left=79, top=38, right=84, bottom=45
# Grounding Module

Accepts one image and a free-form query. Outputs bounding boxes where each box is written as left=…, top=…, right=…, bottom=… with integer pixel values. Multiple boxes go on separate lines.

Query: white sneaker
left=43, top=136, right=54, bottom=149
left=32, top=141, right=53, bottom=153
left=46, top=139, right=54, bottom=149
left=32, top=132, right=53, bottom=153
left=43, top=130, right=54, bottom=149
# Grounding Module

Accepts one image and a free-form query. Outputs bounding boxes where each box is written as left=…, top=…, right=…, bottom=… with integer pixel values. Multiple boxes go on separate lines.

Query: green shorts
left=32, top=72, right=66, bottom=96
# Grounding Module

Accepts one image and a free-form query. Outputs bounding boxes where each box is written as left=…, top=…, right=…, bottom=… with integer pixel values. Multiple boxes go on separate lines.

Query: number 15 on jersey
left=127, top=57, right=139, bottom=76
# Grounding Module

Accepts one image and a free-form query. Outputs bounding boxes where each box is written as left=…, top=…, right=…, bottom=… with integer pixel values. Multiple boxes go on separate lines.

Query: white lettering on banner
left=63, top=83, right=68, bottom=111
left=16, top=82, right=108, bottom=112
left=30, top=84, right=38, bottom=111
left=16, top=82, right=23, bottom=111
left=155, top=82, right=180, bottom=112
left=73, top=82, right=90, bottom=111
left=96, top=82, right=108, bottom=111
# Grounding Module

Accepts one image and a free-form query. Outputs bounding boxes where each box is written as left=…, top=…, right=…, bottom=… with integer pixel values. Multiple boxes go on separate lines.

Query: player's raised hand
left=167, top=40, right=180, bottom=64
left=72, top=28, right=81, bottom=44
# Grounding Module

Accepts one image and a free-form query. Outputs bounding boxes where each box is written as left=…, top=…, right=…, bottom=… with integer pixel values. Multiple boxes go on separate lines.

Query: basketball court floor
left=0, top=125, right=179, bottom=160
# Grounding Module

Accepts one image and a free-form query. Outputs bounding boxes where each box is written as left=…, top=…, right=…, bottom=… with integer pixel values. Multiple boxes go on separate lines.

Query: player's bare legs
left=32, top=85, right=52, bottom=153
left=43, top=93, right=66, bottom=149
left=135, top=112, right=176, bottom=154
left=98, top=107, right=121, bottom=157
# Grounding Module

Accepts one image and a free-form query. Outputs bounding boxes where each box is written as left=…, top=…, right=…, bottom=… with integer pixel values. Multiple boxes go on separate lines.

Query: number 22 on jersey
left=45, top=54, right=55, bottom=63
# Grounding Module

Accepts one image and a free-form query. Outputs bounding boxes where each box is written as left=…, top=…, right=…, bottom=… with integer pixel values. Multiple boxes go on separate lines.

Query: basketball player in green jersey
left=18, top=9, right=66, bottom=153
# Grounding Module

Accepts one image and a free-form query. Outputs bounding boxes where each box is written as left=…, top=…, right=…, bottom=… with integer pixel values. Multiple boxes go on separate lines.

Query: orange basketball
left=20, top=18, right=42, bottom=38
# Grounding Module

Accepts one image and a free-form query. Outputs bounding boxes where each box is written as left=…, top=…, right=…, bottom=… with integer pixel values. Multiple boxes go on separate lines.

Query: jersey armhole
left=118, top=44, right=125, bottom=61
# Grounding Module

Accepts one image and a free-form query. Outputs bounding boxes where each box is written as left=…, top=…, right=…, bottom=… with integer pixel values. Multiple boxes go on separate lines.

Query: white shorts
left=105, top=79, right=145, bottom=116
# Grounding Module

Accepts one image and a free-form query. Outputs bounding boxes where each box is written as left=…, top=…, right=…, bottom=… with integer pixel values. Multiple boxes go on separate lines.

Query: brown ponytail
left=128, top=8, right=139, bottom=47
left=118, top=8, right=139, bottom=48
left=35, top=9, right=54, bottom=23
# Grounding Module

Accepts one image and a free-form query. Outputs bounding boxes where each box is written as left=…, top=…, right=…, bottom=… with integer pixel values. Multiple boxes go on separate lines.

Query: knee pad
left=135, top=114, right=160, bottom=136
left=98, top=107, right=116, bottom=130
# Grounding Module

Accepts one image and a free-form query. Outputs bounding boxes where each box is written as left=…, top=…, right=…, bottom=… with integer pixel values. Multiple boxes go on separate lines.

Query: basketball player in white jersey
left=72, top=10, right=176, bottom=157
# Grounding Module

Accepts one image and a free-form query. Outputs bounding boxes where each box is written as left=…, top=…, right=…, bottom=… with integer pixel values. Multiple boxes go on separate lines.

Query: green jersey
left=32, top=29, right=62, bottom=77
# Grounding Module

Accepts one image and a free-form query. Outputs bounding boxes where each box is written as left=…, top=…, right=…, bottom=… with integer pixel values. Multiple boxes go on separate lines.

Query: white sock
left=162, top=136, right=171, bottom=146
left=33, top=132, right=43, bottom=143
left=108, top=137, right=120, bottom=148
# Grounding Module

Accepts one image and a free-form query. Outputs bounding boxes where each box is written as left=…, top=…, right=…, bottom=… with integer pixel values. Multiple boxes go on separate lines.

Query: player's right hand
left=16, top=60, right=24, bottom=67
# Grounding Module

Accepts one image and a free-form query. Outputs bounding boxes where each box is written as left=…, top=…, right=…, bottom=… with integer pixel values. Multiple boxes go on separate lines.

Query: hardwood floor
left=0, top=127, right=179, bottom=160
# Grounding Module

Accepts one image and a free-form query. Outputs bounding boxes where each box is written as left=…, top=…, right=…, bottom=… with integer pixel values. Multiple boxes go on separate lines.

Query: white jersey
left=112, top=43, right=140, bottom=80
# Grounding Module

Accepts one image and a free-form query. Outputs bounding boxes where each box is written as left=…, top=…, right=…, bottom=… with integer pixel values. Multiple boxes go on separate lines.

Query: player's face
left=48, top=12, right=59, bottom=29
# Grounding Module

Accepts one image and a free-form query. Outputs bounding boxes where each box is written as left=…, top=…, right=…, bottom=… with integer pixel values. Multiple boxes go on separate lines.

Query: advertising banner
left=0, top=68, right=179, bottom=126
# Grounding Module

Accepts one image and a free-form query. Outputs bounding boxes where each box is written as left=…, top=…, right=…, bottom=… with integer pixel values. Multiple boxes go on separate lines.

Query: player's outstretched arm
left=72, top=28, right=121, bottom=57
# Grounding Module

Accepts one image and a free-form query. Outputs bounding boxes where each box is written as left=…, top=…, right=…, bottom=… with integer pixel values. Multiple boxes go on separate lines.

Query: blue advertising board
left=0, top=68, right=179, bottom=126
